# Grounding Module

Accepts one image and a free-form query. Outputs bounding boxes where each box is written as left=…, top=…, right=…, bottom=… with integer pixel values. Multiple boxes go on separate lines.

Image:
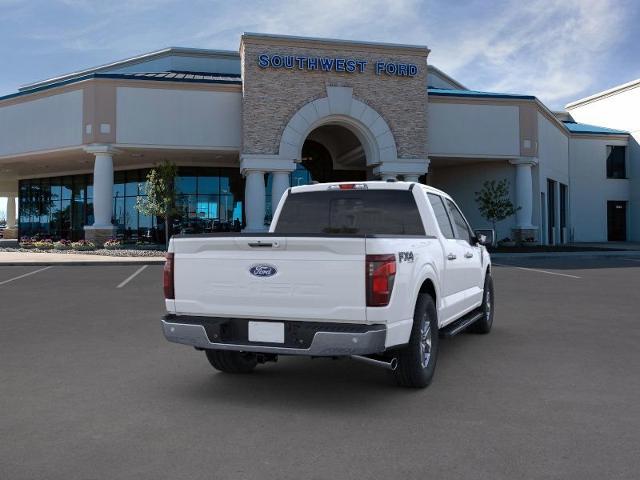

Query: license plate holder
left=248, top=321, right=285, bottom=343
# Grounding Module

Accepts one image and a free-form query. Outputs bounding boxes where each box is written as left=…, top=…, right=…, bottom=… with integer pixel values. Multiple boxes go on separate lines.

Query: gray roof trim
left=427, top=65, right=467, bottom=90
left=19, top=47, right=240, bottom=92
left=1, top=72, right=241, bottom=103
left=241, top=32, right=430, bottom=54
left=565, top=78, right=640, bottom=109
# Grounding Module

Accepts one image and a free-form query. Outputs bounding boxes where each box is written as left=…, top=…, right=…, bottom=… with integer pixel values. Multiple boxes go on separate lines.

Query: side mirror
left=474, top=229, right=494, bottom=246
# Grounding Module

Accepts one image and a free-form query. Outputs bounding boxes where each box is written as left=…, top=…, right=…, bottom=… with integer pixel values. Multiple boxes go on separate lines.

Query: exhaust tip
left=389, top=357, right=398, bottom=371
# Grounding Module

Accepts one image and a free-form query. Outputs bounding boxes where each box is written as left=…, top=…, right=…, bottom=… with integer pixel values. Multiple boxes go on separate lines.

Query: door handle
left=248, top=242, right=273, bottom=248
left=447, top=253, right=457, bottom=261
left=464, top=252, right=474, bottom=259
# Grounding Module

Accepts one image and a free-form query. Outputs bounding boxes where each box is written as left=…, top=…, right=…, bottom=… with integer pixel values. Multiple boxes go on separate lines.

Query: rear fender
left=410, top=263, right=441, bottom=321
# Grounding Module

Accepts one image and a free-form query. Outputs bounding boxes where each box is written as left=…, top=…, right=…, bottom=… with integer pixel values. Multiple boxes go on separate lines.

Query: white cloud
left=424, top=0, right=631, bottom=107
left=5, top=0, right=635, bottom=109
left=185, top=0, right=632, bottom=107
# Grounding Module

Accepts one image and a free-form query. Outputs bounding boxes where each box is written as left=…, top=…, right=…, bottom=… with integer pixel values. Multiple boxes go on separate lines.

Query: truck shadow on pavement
left=165, top=333, right=486, bottom=412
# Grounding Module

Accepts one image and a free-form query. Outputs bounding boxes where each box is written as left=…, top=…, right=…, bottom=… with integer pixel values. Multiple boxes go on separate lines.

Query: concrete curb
left=491, top=250, right=640, bottom=260
left=0, top=260, right=166, bottom=266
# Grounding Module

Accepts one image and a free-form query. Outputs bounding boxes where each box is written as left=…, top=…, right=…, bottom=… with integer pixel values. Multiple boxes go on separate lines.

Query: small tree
left=136, top=161, right=178, bottom=246
left=474, top=179, right=520, bottom=239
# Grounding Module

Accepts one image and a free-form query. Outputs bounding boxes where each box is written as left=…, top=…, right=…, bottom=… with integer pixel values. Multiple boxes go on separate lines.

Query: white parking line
left=0, top=266, right=53, bottom=286
left=117, top=265, right=148, bottom=289
left=493, top=263, right=581, bottom=279
left=624, top=258, right=640, bottom=263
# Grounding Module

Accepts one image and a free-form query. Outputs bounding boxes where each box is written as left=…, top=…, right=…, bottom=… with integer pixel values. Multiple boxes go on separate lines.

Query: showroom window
left=173, top=167, right=244, bottom=235
left=264, top=163, right=313, bottom=224
left=18, top=167, right=245, bottom=241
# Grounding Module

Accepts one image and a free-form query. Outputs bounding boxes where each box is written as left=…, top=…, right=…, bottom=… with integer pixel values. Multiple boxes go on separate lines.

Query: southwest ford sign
left=257, top=54, right=418, bottom=77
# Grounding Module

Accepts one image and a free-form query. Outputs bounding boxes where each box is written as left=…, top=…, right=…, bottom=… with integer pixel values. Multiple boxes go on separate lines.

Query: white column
left=271, top=171, right=290, bottom=212
left=6, top=195, right=16, bottom=229
left=244, top=170, right=266, bottom=232
left=373, top=158, right=429, bottom=183
left=509, top=158, right=538, bottom=229
left=91, top=151, right=115, bottom=227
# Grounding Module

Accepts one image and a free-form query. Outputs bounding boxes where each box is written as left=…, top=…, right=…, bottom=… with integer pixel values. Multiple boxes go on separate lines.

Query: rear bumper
left=161, top=315, right=387, bottom=356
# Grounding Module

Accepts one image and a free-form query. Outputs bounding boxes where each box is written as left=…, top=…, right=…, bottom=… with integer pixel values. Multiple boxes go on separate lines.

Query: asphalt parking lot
left=1, top=257, right=639, bottom=480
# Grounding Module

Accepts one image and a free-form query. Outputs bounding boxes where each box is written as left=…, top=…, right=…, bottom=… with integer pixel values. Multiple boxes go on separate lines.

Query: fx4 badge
left=399, top=251, right=414, bottom=263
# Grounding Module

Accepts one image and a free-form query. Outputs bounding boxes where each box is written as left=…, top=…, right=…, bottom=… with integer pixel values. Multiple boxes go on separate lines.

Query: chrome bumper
left=161, top=319, right=387, bottom=356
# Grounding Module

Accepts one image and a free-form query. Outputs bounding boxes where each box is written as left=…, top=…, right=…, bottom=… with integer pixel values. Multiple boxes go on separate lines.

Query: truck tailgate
left=173, top=236, right=367, bottom=322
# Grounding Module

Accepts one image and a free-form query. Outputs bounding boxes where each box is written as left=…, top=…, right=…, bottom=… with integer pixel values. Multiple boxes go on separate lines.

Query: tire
left=205, top=349, right=258, bottom=374
left=394, top=294, right=439, bottom=388
left=469, top=272, right=494, bottom=334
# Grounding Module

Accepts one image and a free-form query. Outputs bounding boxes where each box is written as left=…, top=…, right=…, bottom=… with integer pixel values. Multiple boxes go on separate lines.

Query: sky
left=0, top=0, right=638, bottom=218
left=0, top=0, right=639, bottom=106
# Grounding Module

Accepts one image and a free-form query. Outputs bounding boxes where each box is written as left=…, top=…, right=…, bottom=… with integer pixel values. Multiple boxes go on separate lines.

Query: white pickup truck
left=162, top=181, right=493, bottom=388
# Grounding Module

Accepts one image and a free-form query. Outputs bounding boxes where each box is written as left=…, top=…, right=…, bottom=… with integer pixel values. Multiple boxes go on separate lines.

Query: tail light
left=163, top=252, right=175, bottom=299
left=366, top=254, right=396, bottom=306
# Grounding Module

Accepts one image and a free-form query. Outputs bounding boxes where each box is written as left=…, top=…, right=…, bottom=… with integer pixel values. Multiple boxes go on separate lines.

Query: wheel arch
left=411, top=265, right=440, bottom=317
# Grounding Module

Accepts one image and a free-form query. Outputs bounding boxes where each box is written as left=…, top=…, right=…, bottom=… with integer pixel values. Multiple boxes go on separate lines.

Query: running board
left=439, top=310, right=484, bottom=338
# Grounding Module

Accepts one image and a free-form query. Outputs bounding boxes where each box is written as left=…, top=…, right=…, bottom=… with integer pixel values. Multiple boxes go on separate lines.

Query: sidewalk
left=0, top=251, right=165, bottom=266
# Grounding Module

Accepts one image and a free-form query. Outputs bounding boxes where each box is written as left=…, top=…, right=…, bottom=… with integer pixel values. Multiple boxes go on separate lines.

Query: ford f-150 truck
left=162, top=181, right=493, bottom=388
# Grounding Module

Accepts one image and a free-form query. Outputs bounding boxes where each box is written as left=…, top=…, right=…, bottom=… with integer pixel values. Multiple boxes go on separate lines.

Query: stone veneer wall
left=241, top=36, right=429, bottom=160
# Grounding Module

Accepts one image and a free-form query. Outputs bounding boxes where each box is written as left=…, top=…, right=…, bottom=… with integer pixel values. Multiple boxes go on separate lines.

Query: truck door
left=443, top=198, right=484, bottom=309
left=427, top=193, right=469, bottom=321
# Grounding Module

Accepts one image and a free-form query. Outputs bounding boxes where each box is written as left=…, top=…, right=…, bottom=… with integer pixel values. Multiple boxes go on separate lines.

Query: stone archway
left=278, top=86, right=398, bottom=168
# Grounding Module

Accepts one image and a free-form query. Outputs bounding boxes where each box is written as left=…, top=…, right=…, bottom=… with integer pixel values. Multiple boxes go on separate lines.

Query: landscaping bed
left=0, top=247, right=165, bottom=257
left=0, top=237, right=166, bottom=257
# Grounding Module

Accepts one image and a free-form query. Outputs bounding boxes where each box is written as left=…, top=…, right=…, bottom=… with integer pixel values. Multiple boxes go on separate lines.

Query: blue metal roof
left=0, top=71, right=242, bottom=102
left=562, top=121, right=628, bottom=135
left=428, top=87, right=535, bottom=100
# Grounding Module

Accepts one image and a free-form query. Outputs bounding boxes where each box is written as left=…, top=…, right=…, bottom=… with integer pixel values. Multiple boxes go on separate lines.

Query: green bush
left=71, top=240, right=96, bottom=251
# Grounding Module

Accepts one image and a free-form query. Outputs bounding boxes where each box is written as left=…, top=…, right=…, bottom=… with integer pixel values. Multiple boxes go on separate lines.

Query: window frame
left=427, top=193, right=455, bottom=240
left=444, top=197, right=475, bottom=245
left=606, top=145, right=627, bottom=179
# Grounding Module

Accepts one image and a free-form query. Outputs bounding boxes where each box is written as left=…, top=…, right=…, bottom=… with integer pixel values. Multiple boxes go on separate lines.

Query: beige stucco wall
left=240, top=35, right=429, bottom=160
left=427, top=102, right=520, bottom=157
left=116, top=86, right=242, bottom=148
left=0, top=89, right=83, bottom=157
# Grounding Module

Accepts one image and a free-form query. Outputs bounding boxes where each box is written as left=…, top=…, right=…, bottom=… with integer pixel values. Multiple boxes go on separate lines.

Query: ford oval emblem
left=249, top=264, right=278, bottom=278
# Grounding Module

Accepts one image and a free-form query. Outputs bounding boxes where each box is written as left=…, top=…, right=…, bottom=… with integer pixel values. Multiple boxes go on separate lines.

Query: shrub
left=20, top=236, right=35, bottom=249
left=54, top=239, right=72, bottom=250
left=71, top=240, right=96, bottom=251
left=33, top=239, right=54, bottom=250
left=103, top=238, right=123, bottom=250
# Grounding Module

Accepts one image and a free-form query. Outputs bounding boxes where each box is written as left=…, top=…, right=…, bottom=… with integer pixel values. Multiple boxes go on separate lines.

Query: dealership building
left=0, top=33, right=637, bottom=244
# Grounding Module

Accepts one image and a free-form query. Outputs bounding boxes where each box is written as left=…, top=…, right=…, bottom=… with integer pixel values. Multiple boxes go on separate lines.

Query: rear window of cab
left=274, top=190, right=425, bottom=235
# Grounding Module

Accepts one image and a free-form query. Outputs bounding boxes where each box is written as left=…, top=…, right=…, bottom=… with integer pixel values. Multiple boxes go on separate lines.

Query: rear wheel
left=394, top=294, right=439, bottom=388
left=205, top=349, right=258, bottom=374
left=469, top=273, right=494, bottom=334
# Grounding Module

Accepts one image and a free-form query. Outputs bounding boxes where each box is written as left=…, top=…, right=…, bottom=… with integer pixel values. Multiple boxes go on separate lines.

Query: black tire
left=205, top=349, right=258, bottom=374
left=469, top=273, right=494, bottom=334
left=394, top=294, right=439, bottom=388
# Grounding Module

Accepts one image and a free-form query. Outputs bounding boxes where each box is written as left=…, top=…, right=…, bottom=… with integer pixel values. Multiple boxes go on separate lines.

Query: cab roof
left=289, top=181, right=452, bottom=199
